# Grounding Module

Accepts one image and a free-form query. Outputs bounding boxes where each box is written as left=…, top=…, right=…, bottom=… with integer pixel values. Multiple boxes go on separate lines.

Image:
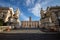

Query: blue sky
left=0, top=0, right=60, bottom=21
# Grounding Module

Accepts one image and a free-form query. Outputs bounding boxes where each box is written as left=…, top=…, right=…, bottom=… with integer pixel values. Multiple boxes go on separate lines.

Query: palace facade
left=21, top=17, right=39, bottom=28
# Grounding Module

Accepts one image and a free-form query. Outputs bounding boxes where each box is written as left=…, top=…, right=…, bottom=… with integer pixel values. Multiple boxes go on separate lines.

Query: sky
left=0, top=0, right=60, bottom=21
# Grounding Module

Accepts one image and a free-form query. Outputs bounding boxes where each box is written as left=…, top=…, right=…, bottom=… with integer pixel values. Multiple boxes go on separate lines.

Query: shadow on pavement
left=0, top=33, right=60, bottom=40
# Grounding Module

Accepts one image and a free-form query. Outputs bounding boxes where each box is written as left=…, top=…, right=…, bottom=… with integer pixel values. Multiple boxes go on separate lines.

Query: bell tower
left=29, top=16, right=31, bottom=22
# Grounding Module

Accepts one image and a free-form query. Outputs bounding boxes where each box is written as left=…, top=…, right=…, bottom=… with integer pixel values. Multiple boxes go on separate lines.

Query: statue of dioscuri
left=14, top=8, right=21, bottom=29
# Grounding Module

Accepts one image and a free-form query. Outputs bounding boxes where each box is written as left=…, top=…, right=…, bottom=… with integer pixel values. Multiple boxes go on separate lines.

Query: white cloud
left=26, top=0, right=35, bottom=6
left=31, top=0, right=35, bottom=5
left=41, top=0, right=52, bottom=5
left=28, top=0, right=53, bottom=17
left=21, top=13, right=29, bottom=21
left=28, top=3, right=41, bottom=17
left=26, top=0, right=31, bottom=6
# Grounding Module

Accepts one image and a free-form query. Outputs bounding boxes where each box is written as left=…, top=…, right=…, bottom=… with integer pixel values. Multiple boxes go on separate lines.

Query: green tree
left=0, top=19, right=3, bottom=26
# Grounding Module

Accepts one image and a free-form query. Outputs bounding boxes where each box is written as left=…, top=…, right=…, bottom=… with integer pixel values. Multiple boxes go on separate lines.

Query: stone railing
left=0, top=26, right=11, bottom=32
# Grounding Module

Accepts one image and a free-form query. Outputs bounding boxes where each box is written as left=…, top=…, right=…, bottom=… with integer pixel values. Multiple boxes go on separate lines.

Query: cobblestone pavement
left=1, top=29, right=45, bottom=33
